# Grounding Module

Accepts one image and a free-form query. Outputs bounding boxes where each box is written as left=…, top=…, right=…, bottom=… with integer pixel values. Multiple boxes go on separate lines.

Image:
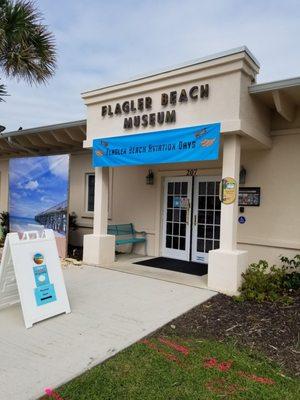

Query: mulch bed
left=153, top=293, right=300, bottom=376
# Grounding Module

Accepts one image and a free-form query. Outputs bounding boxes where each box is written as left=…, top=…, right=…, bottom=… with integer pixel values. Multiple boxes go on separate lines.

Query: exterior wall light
left=146, top=169, right=154, bottom=185
left=239, top=166, right=247, bottom=184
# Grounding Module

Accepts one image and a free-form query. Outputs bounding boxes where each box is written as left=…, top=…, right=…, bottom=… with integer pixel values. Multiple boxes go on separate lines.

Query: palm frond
left=0, top=0, right=56, bottom=84
left=0, top=78, right=8, bottom=101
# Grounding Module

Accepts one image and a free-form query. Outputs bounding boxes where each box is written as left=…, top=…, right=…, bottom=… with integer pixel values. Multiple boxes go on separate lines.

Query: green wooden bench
left=107, top=223, right=147, bottom=254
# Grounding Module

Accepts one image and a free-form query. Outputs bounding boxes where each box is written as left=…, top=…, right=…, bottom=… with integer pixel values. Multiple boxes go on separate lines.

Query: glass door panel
left=191, top=176, right=221, bottom=263
left=162, top=176, right=192, bottom=261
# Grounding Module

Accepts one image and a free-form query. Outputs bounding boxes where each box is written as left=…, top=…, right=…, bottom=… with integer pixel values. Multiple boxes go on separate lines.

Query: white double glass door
left=162, top=176, right=221, bottom=264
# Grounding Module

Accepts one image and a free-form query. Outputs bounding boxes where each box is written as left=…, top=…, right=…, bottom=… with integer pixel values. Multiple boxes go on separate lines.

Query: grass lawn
left=42, top=337, right=300, bottom=400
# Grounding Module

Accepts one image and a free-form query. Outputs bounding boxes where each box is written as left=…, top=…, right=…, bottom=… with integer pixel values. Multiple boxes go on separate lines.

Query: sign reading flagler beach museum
left=0, top=229, right=70, bottom=328
left=93, top=123, right=220, bottom=167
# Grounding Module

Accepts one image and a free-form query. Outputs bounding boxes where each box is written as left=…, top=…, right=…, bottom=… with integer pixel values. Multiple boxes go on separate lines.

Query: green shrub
left=0, top=211, right=9, bottom=246
left=68, top=212, right=78, bottom=231
left=236, top=255, right=300, bottom=302
left=280, top=254, right=300, bottom=292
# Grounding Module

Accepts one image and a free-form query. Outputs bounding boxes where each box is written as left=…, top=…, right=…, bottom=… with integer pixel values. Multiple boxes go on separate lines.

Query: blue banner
left=93, top=123, right=220, bottom=167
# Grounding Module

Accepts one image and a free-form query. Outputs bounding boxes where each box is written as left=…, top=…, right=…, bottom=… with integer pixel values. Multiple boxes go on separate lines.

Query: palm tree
left=0, top=0, right=56, bottom=101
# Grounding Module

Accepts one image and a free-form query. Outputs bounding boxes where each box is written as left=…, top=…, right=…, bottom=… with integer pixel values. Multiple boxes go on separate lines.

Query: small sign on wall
left=219, top=177, right=237, bottom=205
left=173, top=197, right=181, bottom=208
left=173, top=197, right=190, bottom=209
left=239, top=187, right=261, bottom=206
left=180, top=197, right=190, bottom=209
left=238, top=216, right=246, bottom=224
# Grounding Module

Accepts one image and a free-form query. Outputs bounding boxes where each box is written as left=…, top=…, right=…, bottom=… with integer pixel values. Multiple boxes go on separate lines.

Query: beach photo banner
left=8, top=155, right=70, bottom=257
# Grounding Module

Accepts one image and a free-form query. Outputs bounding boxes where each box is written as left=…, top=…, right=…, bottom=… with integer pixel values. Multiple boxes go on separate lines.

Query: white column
left=219, top=135, right=240, bottom=251
left=208, top=134, right=248, bottom=295
left=93, top=167, right=109, bottom=235
left=83, top=167, right=115, bottom=266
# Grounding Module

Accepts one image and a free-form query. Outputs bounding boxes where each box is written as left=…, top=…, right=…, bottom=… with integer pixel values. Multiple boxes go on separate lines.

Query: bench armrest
left=135, top=230, right=147, bottom=237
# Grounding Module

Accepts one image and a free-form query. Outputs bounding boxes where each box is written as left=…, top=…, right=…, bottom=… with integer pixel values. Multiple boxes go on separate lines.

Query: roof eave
left=0, top=119, right=86, bottom=139
left=249, top=77, right=300, bottom=94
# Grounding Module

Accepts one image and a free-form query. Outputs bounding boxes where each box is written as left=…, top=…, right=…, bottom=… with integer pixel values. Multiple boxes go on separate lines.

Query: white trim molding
left=238, top=236, right=300, bottom=251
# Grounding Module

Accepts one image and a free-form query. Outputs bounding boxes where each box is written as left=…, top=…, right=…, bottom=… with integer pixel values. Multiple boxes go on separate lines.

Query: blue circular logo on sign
left=33, top=253, right=44, bottom=265
left=238, top=216, right=246, bottom=224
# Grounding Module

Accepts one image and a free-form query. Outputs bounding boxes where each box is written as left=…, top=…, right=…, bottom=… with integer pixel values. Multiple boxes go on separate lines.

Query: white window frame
left=85, top=173, right=95, bottom=214
left=84, top=169, right=113, bottom=220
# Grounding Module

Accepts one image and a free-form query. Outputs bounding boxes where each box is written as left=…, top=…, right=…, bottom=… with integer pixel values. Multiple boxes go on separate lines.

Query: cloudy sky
left=1, top=0, right=299, bottom=131
left=9, top=155, right=69, bottom=218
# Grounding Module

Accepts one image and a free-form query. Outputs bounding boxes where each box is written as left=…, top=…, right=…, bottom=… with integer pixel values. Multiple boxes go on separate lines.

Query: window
left=86, top=173, right=95, bottom=212
left=85, top=169, right=113, bottom=219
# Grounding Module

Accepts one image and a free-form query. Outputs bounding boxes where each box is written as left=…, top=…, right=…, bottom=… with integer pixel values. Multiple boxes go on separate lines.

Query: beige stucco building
left=1, top=46, right=299, bottom=294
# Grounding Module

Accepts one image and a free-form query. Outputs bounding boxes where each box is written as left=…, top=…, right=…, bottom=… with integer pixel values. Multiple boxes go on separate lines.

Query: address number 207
left=186, top=169, right=197, bottom=176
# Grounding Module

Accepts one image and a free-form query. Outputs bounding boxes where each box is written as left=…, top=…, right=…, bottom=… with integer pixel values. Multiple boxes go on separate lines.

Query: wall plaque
left=220, top=177, right=237, bottom=205
left=239, top=187, right=261, bottom=206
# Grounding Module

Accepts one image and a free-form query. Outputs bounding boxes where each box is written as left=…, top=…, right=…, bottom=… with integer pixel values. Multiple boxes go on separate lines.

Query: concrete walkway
left=0, top=265, right=215, bottom=400
left=108, top=253, right=210, bottom=289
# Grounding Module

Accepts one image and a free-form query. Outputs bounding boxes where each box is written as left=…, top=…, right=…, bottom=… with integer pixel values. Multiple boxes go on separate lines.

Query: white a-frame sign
left=0, top=229, right=71, bottom=328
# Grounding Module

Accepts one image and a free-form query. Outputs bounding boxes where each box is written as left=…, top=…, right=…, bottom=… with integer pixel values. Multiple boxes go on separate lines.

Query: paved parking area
left=0, top=264, right=215, bottom=400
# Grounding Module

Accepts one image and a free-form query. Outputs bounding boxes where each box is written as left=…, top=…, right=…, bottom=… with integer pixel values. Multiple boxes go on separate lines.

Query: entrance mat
left=134, top=257, right=208, bottom=276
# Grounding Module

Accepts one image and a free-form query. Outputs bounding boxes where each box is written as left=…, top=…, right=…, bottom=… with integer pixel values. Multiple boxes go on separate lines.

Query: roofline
left=0, top=119, right=86, bottom=138
left=82, top=46, right=259, bottom=96
left=249, top=76, right=300, bottom=94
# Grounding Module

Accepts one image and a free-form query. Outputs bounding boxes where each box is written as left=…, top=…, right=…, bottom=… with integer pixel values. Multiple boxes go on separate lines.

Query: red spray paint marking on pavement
left=44, top=387, right=65, bottom=400
left=140, top=339, right=180, bottom=364
left=237, top=371, right=275, bottom=385
left=158, top=338, right=190, bottom=356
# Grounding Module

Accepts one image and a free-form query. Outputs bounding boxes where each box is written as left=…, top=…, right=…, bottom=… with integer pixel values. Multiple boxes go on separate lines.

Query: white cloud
left=10, top=192, right=21, bottom=200
left=9, top=157, right=46, bottom=186
left=23, top=180, right=39, bottom=190
left=48, top=155, right=69, bottom=180
left=41, top=196, right=54, bottom=203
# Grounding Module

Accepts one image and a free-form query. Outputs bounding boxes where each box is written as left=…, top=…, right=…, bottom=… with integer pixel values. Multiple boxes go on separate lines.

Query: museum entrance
left=161, top=175, right=221, bottom=264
